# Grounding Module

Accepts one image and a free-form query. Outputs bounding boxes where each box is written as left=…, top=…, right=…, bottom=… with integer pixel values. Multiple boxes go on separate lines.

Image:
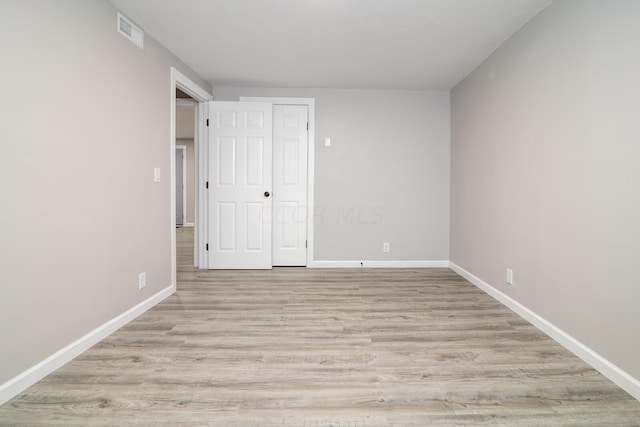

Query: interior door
left=175, top=147, right=184, bottom=226
left=208, top=101, right=273, bottom=269
left=272, top=105, right=308, bottom=266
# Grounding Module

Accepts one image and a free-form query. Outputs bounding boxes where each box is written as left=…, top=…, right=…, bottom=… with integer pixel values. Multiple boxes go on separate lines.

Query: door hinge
left=206, top=118, right=209, bottom=127
left=206, top=243, right=209, bottom=251
left=305, top=240, right=308, bottom=248
left=306, top=122, right=309, bottom=131
left=206, top=181, right=209, bottom=189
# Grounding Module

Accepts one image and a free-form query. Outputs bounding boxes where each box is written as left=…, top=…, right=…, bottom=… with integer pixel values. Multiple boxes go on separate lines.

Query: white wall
left=0, top=0, right=210, bottom=386
left=451, top=0, right=640, bottom=381
left=214, top=87, right=451, bottom=262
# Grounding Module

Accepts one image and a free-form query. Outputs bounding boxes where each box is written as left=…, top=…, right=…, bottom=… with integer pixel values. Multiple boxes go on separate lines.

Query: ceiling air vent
left=117, top=13, right=143, bottom=49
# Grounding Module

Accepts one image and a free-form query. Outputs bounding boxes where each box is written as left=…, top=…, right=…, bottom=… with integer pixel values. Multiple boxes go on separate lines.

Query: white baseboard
left=308, top=260, right=449, bottom=268
left=449, top=262, right=640, bottom=401
left=0, top=284, right=175, bottom=406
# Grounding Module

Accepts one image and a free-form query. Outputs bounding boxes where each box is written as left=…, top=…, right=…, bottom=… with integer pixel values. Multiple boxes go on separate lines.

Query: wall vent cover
left=117, top=13, right=143, bottom=49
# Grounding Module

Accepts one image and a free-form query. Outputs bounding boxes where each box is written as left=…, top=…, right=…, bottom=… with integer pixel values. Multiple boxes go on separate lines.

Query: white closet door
left=272, top=105, right=308, bottom=266
left=208, top=101, right=272, bottom=269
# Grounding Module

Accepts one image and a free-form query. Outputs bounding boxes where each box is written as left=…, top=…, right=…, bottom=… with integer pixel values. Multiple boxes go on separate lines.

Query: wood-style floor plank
left=1, top=227, right=639, bottom=426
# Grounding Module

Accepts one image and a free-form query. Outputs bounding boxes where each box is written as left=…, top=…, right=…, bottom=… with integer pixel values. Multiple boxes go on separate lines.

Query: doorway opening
left=175, top=90, right=195, bottom=230
left=170, top=68, right=212, bottom=289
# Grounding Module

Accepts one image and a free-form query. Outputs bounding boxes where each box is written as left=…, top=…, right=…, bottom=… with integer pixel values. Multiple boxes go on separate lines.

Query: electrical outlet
left=383, top=242, right=390, bottom=253
left=506, top=268, right=513, bottom=285
left=138, top=272, right=146, bottom=289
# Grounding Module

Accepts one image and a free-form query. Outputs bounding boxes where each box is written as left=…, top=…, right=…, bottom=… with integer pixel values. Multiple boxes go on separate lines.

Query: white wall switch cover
left=324, top=137, right=331, bottom=147
left=154, top=167, right=161, bottom=182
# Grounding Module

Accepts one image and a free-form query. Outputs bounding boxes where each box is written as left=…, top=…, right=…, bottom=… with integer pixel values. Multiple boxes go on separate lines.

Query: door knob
left=264, top=191, right=270, bottom=197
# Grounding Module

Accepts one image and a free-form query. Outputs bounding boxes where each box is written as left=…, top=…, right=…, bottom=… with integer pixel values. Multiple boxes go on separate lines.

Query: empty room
left=1, top=0, right=639, bottom=425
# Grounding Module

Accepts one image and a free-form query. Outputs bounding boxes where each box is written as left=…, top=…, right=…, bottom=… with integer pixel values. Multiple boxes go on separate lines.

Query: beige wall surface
left=451, top=0, right=640, bottom=379
left=177, top=138, right=195, bottom=225
left=214, top=87, right=451, bottom=261
left=176, top=107, right=195, bottom=224
left=0, top=0, right=210, bottom=384
left=176, top=105, right=195, bottom=139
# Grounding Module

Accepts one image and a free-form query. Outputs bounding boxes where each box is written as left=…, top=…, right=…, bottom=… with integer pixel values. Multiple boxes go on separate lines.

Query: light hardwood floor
left=1, top=227, right=639, bottom=426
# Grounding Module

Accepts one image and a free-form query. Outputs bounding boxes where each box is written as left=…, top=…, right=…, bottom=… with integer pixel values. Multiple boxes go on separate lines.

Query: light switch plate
left=154, top=167, right=161, bottom=182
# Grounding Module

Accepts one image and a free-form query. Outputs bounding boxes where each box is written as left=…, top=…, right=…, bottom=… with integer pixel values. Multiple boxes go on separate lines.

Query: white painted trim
left=172, top=69, right=213, bottom=102
left=240, top=97, right=316, bottom=268
left=170, top=67, right=212, bottom=276
left=309, top=260, right=450, bottom=268
left=449, top=262, right=640, bottom=401
left=175, top=145, right=187, bottom=226
left=195, top=102, right=209, bottom=268
left=0, top=285, right=174, bottom=406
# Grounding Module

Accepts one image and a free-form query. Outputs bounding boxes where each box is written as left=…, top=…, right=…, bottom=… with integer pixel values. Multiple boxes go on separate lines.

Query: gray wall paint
left=215, top=87, right=450, bottom=261
left=451, top=0, right=640, bottom=379
left=0, top=0, right=210, bottom=384
left=177, top=138, right=195, bottom=225
left=176, top=105, right=195, bottom=139
left=176, top=107, right=195, bottom=224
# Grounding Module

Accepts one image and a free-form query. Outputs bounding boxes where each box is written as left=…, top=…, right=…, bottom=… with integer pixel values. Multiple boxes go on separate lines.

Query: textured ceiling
left=110, top=0, right=552, bottom=89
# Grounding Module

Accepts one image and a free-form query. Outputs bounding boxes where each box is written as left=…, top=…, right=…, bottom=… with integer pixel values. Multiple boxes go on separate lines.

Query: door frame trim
left=175, top=144, right=187, bottom=226
left=240, top=97, right=315, bottom=267
left=170, top=67, right=212, bottom=283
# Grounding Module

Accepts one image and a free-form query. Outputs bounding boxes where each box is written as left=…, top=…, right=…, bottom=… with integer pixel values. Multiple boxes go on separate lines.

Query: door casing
left=170, top=67, right=213, bottom=280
